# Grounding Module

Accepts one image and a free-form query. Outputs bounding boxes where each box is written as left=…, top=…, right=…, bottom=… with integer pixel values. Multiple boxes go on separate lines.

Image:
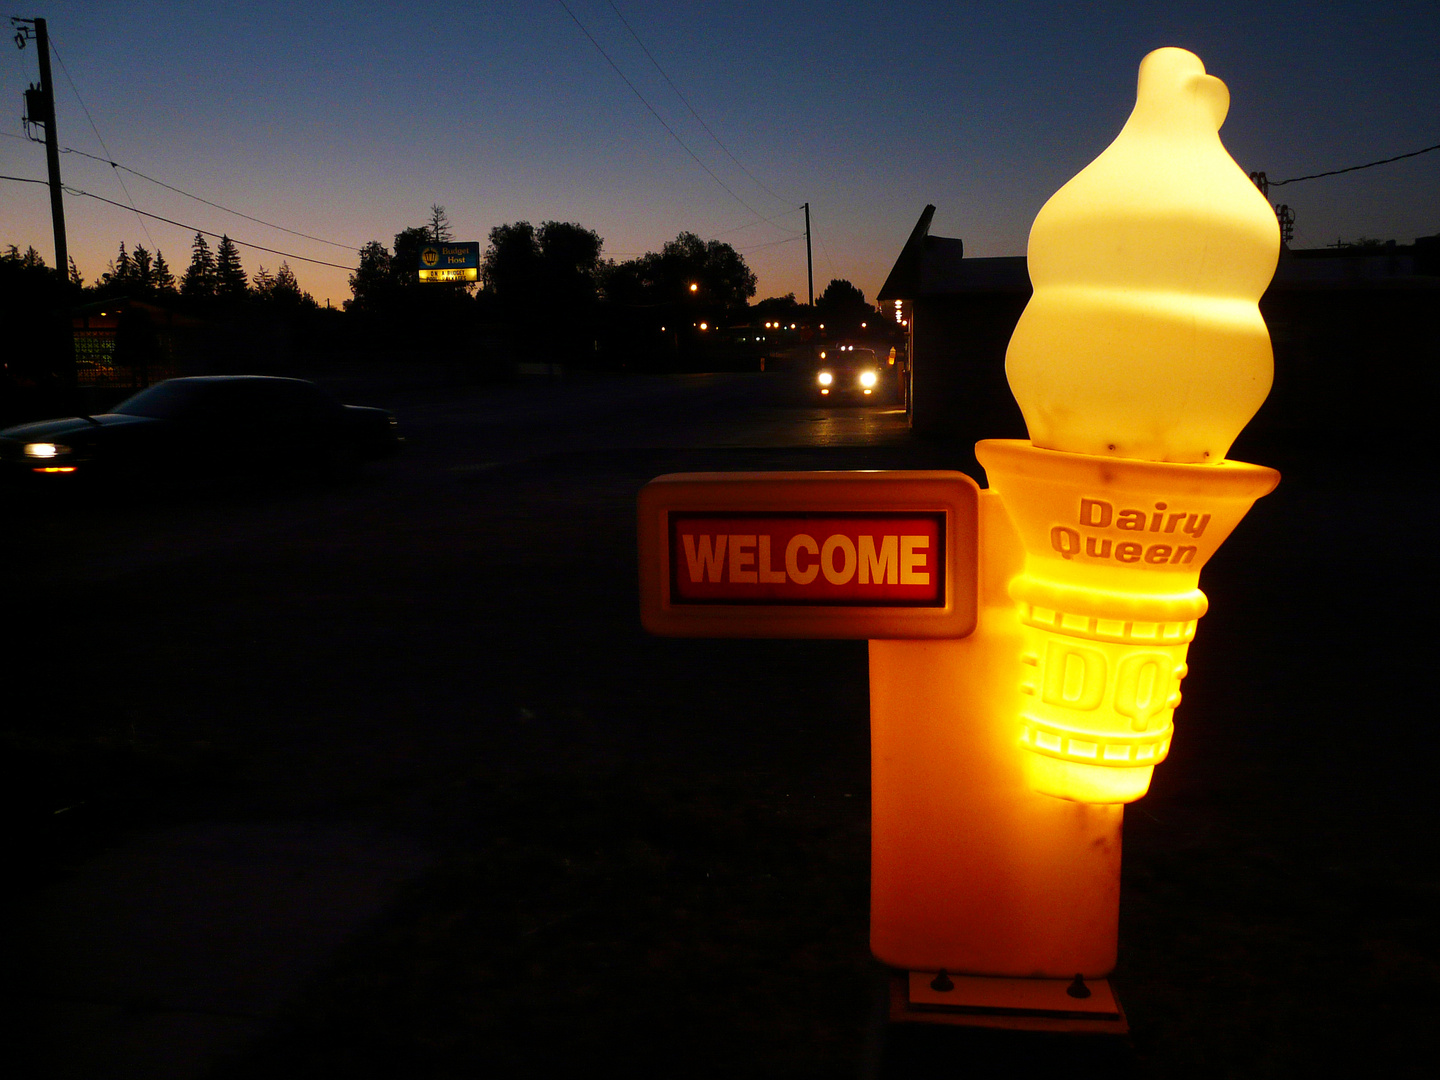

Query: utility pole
left=13, top=16, right=68, bottom=280
left=803, top=201, right=813, bottom=308
left=14, top=15, right=75, bottom=398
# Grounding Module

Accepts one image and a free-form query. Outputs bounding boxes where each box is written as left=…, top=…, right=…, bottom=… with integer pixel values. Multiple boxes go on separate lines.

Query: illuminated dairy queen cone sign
left=639, top=48, right=1279, bottom=1026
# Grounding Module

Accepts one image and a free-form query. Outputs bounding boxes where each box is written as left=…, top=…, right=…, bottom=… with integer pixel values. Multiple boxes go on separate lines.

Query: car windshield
left=111, top=380, right=215, bottom=420
left=824, top=349, right=875, bottom=365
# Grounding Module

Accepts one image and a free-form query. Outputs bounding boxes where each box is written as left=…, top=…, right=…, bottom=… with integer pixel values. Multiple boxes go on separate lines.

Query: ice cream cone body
left=977, top=439, right=1278, bottom=802
left=1004, top=47, right=1280, bottom=464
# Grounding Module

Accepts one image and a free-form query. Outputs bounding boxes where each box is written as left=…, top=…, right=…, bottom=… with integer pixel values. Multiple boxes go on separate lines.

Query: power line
left=1270, top=141, right=1440, bottom=186
left=708, top=206, right=806, bottom=239
left=2, top=172, right=47, bottom=184
left=57, top=145, right=359, bottom=250
left=59, top=183, right=358, bottom=270
left=10, top=129, right=361, bottom=250
left=734, top=234, right=803, bottom=253
left=604, top=0, right=794, bottom=211
left=46, top=31, right=157, bottom=250
left=553, top=0, right=798, bottom=235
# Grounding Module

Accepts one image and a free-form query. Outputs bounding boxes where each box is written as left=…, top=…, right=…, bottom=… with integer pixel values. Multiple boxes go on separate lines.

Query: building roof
left=877, top=206, right=1028, bottom=300
left=878, top=207, right=1438, bottom=300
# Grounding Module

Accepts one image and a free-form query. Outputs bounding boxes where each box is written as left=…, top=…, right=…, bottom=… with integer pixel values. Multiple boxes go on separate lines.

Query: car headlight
left=859, top=370, right=878, bottom=388
left=24, top=442, right=69, bottom=458
left=818, top=371, right=833, bottom=386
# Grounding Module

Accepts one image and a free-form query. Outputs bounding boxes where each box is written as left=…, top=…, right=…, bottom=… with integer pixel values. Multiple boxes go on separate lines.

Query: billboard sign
left=418, top=242, right=480, bottom=282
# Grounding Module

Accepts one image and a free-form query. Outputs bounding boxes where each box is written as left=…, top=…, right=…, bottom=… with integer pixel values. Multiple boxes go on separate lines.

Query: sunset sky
left=3, top=1, right=1436, bottom=308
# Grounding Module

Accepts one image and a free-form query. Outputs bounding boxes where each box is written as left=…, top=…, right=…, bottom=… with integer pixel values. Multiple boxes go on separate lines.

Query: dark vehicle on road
left=0, top=375, right=400, bottom=487
left=813, top=345, right=885, bottom=402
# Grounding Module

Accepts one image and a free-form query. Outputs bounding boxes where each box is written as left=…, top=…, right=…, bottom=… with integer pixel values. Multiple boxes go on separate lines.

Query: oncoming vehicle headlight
left=24, top=442, right=69, bottom=458
left=818, top=371, right=834, bottom=386
left=859, top=370, right=878, bottom=388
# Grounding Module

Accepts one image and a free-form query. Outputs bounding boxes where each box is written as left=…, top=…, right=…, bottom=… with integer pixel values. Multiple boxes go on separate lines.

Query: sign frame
left=638, top=471, right=979, bottom=639
left=417, top=241, right=480, bottom=283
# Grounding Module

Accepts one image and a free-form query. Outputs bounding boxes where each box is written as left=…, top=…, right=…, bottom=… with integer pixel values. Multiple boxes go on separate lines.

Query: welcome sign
left=638, top=472, right=977, bottom=638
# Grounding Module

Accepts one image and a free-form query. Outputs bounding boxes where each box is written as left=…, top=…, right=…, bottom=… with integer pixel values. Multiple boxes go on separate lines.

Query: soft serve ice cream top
left=1004, top=48, right=1280, bottom=464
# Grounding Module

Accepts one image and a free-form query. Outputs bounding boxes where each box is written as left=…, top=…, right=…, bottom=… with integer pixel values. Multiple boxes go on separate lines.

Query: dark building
left=71, top=297, right=203, bottom=391
left=879, top=206, right=1439, bottom=465
left=877, top=206, right=1029, bottom=443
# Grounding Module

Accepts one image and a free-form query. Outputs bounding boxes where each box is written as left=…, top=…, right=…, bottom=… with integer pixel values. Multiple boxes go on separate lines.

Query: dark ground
left=3, top=370, right=1436, bottom=1078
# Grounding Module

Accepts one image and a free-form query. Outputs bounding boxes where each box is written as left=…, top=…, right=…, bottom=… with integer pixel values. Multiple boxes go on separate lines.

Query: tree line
left=341, top=204, right=882, bottom=369
left=4, top=203, right=887, bottom=382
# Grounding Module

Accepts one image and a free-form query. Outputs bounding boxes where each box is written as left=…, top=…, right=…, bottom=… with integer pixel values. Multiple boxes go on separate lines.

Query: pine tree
left=252, top=265, right=276, bottom=299
left=428, top=204, right=453, bottom=243
left=272, top=261, right=305, bottom=305
left=215, top=235, right=247, bottom=298
left=132, top=245, right=154, bottom=293
left=68, top=256, right=83, bottom=288
left=152, top=249, right=176, bottom=294
left=113, top=241, right=132, bottom=286
left=182, top=233, right=217, bottom=298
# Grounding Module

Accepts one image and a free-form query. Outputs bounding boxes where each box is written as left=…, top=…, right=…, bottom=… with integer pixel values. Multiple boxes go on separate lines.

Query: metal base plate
left=890, top=971, right=1129, bottom=1034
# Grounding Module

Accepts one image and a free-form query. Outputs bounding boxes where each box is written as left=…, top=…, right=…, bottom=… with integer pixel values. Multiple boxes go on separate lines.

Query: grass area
left=211, top=774, right=875, bottom=1079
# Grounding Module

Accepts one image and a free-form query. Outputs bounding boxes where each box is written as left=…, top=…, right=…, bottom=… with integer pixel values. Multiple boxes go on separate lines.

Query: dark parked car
left=0, top=376, right=400, bottom=487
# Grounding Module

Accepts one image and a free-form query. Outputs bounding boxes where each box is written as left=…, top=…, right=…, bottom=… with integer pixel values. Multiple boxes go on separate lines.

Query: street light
left=689, top=283, right=699, bottom=293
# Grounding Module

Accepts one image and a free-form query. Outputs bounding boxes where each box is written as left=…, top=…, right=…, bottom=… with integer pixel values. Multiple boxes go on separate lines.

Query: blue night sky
left=3, top=1, right=1437, bottom=308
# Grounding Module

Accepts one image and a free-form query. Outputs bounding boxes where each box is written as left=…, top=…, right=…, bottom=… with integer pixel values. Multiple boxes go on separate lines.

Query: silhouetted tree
left=816, top=277, right=871, bottom=333
left=3, top=244, right=46, bottom=269
left=752, top=292, right=802, bottom=321
left=346, top=241, right=393, bottom=312
left=482, top=221, right=540, bottom=300
left=253, top=261, right=312, bottom=310
left=215, top=235, right=247, bottom=298
left=271, top=262, right=311, bottom=307
left=68, top=256, right=82, bottom=288
left=182, top=233, right=217, bottom=298
left=428, top=204, right=453, bottom=243
left=152, top=249, right=176, bottom=295
left=131, top=245, right=154, bottom=292
left=539, top=221, right=603, bottom=295
left=603, top=232, right=756, bottom=310
left=481, top=220, right=605, bottom=362
left=111, top=242, right=133, bottom=287
left=252, top=265, right=276, bottom=299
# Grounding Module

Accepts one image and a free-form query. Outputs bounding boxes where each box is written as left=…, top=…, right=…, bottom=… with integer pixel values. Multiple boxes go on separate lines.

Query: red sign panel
left=638, top=471, right=978, bottom=639
left=670, top=514, right=944, bottom=605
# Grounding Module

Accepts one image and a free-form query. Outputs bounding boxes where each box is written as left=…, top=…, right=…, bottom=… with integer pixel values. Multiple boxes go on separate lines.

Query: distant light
left=819, top=350, right=827, bottom=359
left=818, top=371, right=833, bottom=386
left=818, top=323, right=825, bottom=330
left=789, top=323, right=796, bottom=329
left=861, top=322, right=867, bottom=328
left=699, top=322, right=709, bottom=331
left=689, top=283, right=699, bottom=292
